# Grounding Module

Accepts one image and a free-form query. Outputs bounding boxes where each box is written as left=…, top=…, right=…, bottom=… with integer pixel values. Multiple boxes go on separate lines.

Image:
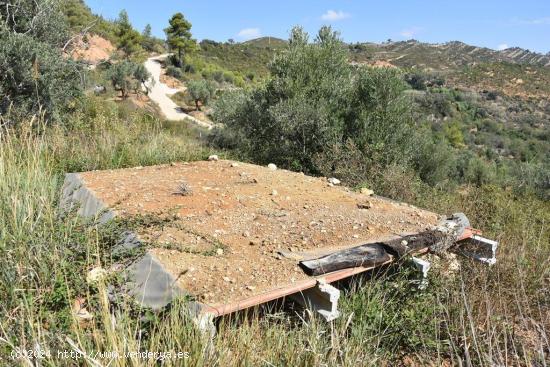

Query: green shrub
left=183, top=63, right=196, bottom=74
left=443, top=120, right=465, bottom=147
left=405, top=72, right=428, bottom=90
left=223, top=71, right=235, bottom=84
left=213, top=26, right=415, bottom=177
left=186, top=79, right=216, bottom=110
left=166, top=65, right=184, bottom=79
left=0, top=1, right=83, bottom=122
left=212, top=70, right=225, bottom=83
left=108, top=61, right=134, bottom=97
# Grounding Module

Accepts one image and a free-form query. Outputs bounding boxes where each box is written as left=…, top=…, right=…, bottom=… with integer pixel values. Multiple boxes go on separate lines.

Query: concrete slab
left=61, top=160, right=444, bottom=318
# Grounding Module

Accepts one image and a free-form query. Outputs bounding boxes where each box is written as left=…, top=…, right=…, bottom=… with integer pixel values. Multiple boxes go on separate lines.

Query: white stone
left=208, top=155, right=219, bottom=161
left=327, top=177, right=341, bottom=185
left=267, top=163, right=277, bottom=171
left=86, top=267, right=107, bottom=284
left=360, top=188, right=374, bottom=196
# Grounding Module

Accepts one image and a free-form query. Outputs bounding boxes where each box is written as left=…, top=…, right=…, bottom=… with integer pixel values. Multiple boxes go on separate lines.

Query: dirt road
left=144, top=55, right=212, bottom=129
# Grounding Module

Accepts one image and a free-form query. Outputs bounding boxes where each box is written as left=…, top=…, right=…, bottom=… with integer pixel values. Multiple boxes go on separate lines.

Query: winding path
left=144, top=54, right=212, bottom=129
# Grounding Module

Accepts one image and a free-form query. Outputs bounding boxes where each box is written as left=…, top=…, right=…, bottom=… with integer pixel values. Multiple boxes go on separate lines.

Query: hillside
left=350, top=40, right=550, bottom=68
left=63, top=0, right=119, bottom=43
left=192, top=38, right=286, bottom=83
left=191, top=38, right=549, bottom=188
left=2, top=3, right=549, bottom=366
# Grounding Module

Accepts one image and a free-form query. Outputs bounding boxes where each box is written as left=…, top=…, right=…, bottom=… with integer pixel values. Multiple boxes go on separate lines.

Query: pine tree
left=141, top=24, right=155, bottom=52
left=164, top=13, right=195, bottom=66
left=116, top=10, right=142, bottom=57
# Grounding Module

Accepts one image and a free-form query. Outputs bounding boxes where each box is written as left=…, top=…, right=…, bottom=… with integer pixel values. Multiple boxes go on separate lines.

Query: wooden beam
left=299, top=230, right=448, bottom=276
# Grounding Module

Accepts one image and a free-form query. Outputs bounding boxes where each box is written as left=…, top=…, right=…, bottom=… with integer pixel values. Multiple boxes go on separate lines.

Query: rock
left=230, top=162, right=239, bottom=167
left=223, top=277, right=231, bottom=283
left=357, top=201, right=372, bottom=209
left=267, top=163, right=277, bottom=171
left=327, top=177, right=341, bottom=185
left=216, top=248, right=224, bottom=255
left=271, top=189, right=278, bottom=196
left=86, top=267, right=107, bottom=284
left=242, top=231, right=250, bottom=238
left=72, top=297, right=93, bottom=325
left=246, top=285, right=256, bottom=291
left=208, top=155, right=219, bottom=161
left=360, top=188, right=374, bottom=196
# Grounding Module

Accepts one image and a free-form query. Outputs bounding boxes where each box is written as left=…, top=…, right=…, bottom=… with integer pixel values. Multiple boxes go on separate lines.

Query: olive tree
left=0, top=0, right=82, bottom=122
left=212, top=26, right=416, bottom=178
left=109, top=61, right=134, bottom=98
left=133, top=64, right=153, bottom=96
left=109, top=61, right=153, bottom=98
left=186, top=80, right=215, bottom=111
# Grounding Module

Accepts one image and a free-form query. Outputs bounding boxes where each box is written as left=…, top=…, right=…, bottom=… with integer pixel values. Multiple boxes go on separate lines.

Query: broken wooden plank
left=299, top=230, right=448, bottom=276
left=299, top=243, right=391, bottom=276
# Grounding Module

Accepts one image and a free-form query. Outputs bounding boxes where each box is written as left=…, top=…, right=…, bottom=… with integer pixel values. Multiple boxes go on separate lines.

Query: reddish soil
left=69, top=35, right=114, bottom=64
left=160, top=72, right=183, bottom=89
left=78, top=160, right=440, bottom=305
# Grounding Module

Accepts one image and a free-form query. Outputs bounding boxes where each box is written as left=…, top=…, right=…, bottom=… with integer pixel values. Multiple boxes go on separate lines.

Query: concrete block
left=457, top=235, right=498, bottom=265
left=124, top=252, right=184, bottom=310
left=411, top=257, right=431, bottom=290
left=60, top=174, right=192, bottom=311
left=60, top=173, right=115, bottom=223
left=290, top=279, right=340, bottom=321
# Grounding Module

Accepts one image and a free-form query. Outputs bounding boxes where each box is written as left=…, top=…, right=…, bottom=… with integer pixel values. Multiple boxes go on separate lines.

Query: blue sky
left=85, top=0, right=550, bottom=53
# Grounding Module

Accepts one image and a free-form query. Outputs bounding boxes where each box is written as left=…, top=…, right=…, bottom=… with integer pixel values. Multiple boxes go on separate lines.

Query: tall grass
left=0, top=101, right=548, bottom=366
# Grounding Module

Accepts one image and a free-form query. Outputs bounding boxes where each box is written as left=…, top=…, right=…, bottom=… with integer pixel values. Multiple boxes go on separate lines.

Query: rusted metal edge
left=198, top=227, right=480, bottom=317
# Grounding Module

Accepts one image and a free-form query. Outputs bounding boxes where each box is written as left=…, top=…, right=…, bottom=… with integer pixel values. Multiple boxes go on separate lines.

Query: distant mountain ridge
left=351, top=40, right=550, bottom=68
left=240, top=37, right=550, bottom=69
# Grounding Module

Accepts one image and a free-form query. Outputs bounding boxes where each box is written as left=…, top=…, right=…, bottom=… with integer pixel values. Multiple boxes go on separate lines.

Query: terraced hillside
left=350, top=40, right=550, bottom=69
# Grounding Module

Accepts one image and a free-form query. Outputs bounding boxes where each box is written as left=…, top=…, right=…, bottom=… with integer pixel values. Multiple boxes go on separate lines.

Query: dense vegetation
left=212, top=28, right=550, bottom=201
left=0, top=0, right=83, bottom=121
left=63, top=0, right=165, bottom=56
left=213, top=27, right=414, bottom=178
left=0, top=2, right=548, bottom=366
left=164, top=38, right=286, bottom=88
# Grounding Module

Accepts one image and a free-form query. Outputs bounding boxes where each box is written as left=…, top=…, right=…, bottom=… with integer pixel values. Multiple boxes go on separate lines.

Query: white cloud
left=237, top=28, right=261, bottom=40
left=400, top=27, right=423, bottom=39
left=321, top=10, right=351, bottom=22
left=497, top=43, right=509, bottom=50
left=513, top=17, right=550, bottom=25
